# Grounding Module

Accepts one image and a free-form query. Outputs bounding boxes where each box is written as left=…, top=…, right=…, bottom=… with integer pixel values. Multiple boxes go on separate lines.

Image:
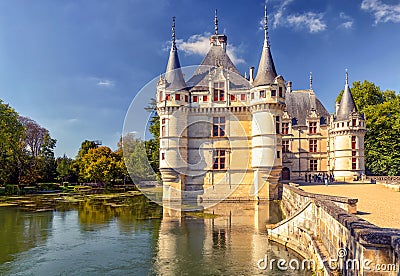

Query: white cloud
left=271, top=0, right=326, bottom=33
left=339, top=12, right=354, bottom=29
left=97, top=79, right=115, bottom=87
left=286, top=12, right=327, bottom=33
left=361, top=0, right=400, bottom=24
left=176, top=33, right=245, bottom=65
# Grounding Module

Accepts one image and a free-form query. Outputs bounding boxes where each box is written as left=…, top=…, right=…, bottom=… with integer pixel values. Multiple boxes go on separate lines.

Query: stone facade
left=156, top=10, right=365, bottom=203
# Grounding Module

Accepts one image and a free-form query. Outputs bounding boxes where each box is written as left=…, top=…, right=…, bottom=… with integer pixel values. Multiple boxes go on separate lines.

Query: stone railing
left=267, top=184, right=400, bottom=275
left=366, top=175, right=400, bottom=184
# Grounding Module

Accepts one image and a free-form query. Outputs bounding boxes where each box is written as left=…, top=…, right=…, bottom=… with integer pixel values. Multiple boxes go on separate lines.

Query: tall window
left=352, top=119, right=357, bottom=126
left=352, top=158, right=357, bottom=170
left=271, top=90, right=276, bottom=97
left=309, top=122, right=317, bottom=134
left=213, top=149, right=226, bottom=170
left=310, top=159, right=317, bottom=171
left=213, top=117, right=225, bottom=137
left=282, top=140, right=290, bottom=153
left=276, top=116, right=280, bottom=134
left=161, top=118, right=166, bottom=137
left=260, top=90, right=266, bottom=98
left=279, top=87, right=283, bottom=97
left=203, top=95, right=208, bottom=102
left=309, top=139, right=317, bottom=153
left=351, top=136, right=356, bottom=149
left=175, top=93, right=180, bottom=101
left=251, top=92, right=254, bottom=100
left=193, top=95, right=198, bottom=102
left=241, top=94, right=246, bottom=101
left=185, top=95, right=188, bottom=102
left=159, top=91, right=164, bottom=102
left=213, top=81, right=225, bottom=101
left=282, top=123, right=289, bottom=134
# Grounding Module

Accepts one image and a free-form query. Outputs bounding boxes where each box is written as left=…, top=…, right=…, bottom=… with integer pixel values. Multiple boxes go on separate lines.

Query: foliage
left=144, top=98, right=160, bottom=177
left=337, top=80, right=400, bottom=175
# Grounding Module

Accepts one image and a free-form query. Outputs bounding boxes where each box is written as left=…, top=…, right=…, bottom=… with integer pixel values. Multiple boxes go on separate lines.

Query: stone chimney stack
left=287, top=81, right=292, bottom=93
left=249, top=67, right=255, bottom=83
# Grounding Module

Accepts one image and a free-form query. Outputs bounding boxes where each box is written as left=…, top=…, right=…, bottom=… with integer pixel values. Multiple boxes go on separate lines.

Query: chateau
left=156, top=8, right=366, bottom=202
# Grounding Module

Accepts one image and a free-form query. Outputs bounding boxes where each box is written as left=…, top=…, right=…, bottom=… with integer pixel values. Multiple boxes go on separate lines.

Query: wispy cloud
left=361, top=0, right=400, bottom=24
left=175, top=33, right=245, bottom=65
left=286, top=12, right=327, bottom=33
left=97, top=79, right=115, bottom=87
left=339, top=12, right=354, bottom=29
left=271, top=1, right=327, bottom=33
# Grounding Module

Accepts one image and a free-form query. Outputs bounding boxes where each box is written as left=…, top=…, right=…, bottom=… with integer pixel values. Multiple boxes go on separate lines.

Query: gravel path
left=299, top=183, right=400, bottom=229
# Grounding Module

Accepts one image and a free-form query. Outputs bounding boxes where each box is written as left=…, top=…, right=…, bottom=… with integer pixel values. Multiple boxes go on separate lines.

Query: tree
left=144, top=98, right=160, bottom=175
left=0, top=100, right=25, bottom=184
left=79, top=146, right=125, bottom=185
left=56, top=155, right=75, bottom=183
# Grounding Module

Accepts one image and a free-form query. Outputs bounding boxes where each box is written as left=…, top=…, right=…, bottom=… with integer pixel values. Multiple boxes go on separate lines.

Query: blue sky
left=0, top=0, right=399, bottom=157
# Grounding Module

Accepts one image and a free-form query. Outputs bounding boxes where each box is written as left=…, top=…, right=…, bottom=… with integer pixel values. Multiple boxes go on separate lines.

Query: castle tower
left=250, top=5, right=285, bottom=199
left=156, top=17, right=188, bottom=202
left=330, top=70, right=366, bottom=181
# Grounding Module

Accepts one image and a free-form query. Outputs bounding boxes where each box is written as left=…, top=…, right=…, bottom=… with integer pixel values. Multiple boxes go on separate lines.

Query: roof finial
left=214, top=9, right=218, bottom=35
left=345, top=68, right=349, bottom=85
left=171, top=16, right=176, bottom=51
left=309, top=71, right=313, bottom=90
left=264, top=4, right=270, bottom=47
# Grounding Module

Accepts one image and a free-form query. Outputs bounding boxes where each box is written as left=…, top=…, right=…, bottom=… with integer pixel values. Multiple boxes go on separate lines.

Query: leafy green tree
left=144, top=98, right=160, bottom=175
left=0, top=100, right=25, bottom=184
left=56, top=155, right=75, bottom=183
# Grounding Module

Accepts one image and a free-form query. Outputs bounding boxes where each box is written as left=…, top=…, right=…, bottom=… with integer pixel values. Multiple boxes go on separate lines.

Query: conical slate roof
left=253, top=6, right=277, bottom=87
left=336, top=71, right=357, bottom=121
left=165, top=17, right=186, bottom=91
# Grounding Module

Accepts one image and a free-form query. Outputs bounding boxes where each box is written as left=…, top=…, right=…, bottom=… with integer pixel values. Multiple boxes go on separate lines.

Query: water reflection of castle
left=157, top=7, right=366, bottom=202
left=154, top=203, right=308, bottom=275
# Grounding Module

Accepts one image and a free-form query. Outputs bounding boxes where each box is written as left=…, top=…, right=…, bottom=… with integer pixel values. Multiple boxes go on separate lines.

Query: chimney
left=249, top=67, right=255, bottom=83
left=335, top=102, right=340, bottom=115
left=287, top=81, right=292, bottom=93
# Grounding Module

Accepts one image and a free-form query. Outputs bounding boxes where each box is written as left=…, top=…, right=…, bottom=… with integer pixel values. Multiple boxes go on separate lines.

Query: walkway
left=298, top=182, right=400, bottom=229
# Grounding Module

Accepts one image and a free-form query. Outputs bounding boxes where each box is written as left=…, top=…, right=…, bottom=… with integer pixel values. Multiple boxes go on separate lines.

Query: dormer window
left=175, top=94, right=180, bottom=101
left=309, top=122, right=317, bottom=134
left=203, top=95, right=208, bottom=102
left=260, top=90, right=266, bottom=98
left=271, top=90, right=276, bottom=97
left=213, top=81, right=225, bottom=101
left=193, top=95, right=198, bottom=102
left=230, top=94, right=236, bottom=101
left=282, top=122, right=289, bottom=134
left=241, top=94, right=246, bottom=101
left=165, top=94, right=171, bottom=101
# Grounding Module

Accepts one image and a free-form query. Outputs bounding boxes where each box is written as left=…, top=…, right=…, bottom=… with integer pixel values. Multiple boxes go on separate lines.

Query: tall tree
left=144, top=98, right=160, bottom=176
left=0, top=100, right=25, bottom=184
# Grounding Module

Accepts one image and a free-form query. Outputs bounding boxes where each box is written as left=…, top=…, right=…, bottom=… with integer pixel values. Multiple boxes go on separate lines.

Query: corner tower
left=329, top=70, right=366, bottom=181
left=250, top=5, right=285, bottom=200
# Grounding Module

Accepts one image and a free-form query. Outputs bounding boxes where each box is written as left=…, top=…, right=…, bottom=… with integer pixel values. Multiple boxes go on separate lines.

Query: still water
left=0, top=196, right=311, bottom=275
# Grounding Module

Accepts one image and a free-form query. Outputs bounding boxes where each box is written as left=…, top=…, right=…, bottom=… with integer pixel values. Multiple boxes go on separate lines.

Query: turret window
left=213, top=117, right=225, bottom=137
left=213, top=149, right=226, bottom=170
left=279, top=87, right=283, bottom=97
left=352, top=158, right=357, bottom=170
left=352, top=119, right=357, bottom=126
left=351, top=136, right=356, bottom=149
left=276, top=116, right=280, bottom=134
left=159, top=91, right=164, bottom=101
left=213, top=81, right=225, bottom=101
left=282, top=123, right=289, bottom=134
left=161, top=118, right=166, bottom=137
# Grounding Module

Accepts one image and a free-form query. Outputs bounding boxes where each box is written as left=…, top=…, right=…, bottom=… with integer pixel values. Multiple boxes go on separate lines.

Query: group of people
left=305, top=172, right=334, bottom=186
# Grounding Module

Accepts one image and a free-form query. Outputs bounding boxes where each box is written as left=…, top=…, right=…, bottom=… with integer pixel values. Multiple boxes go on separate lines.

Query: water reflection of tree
left=77, top=195, right=162, bottom=233
left=0, top=209, right=53, bottom=266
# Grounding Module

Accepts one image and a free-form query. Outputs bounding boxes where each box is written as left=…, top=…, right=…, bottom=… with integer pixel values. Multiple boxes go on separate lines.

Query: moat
left=0, top=195, right=311, bottom=275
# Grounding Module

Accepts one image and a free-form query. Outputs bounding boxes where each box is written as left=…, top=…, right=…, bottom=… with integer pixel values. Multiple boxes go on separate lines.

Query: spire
left=214, top=9, right=218, bottom=35
left=336, top=69, right=357, bottom=121
left=165, top=16, right=186, bottom=90
left=253, top=4, right=277, bottom=87
left=309, top=72, right=313, bottom=90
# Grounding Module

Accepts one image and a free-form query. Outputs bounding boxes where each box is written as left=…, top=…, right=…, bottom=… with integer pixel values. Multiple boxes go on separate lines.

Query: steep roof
left=335, top=71, right=357, bottom=121
left=285, top=90, right=330, bottom=126
left=164, top=17, right=186, bottom=91
left=253, top=6, right=277, bottom=87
